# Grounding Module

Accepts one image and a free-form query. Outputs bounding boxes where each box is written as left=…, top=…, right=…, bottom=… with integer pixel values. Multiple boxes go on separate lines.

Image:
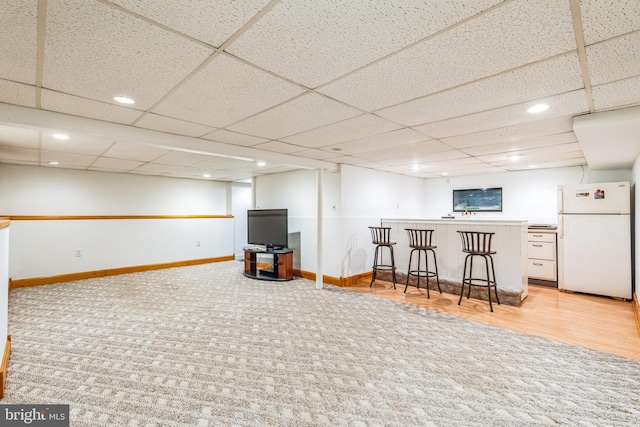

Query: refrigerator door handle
left=558, top=188, right=564, bottom=214
left=559, top=215, right=564, bottom=239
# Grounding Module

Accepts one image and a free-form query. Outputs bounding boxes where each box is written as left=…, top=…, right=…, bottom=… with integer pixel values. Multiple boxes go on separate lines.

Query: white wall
left=340, top=165, right=426, bottom=278
left=254, top=168, right=342, bottom=276
left=0, top=164, right=234, bottom=280
left=0, top=164, right=227, bottom=215
left=254, top=166, right=428, bottom=279
left=231, top=182, right=252, bottom=259
left=423, top=166, right=632, bottom=224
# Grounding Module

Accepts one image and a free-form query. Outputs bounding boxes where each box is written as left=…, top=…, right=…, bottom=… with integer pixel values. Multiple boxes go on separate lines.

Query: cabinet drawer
left=528, top=232, right=556, bottom=243
left=528, top=259, right=557, bottom=281
left=528, top=241, right=555, bottom=260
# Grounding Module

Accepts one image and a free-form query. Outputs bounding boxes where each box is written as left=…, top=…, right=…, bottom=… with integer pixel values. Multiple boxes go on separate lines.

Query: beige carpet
left=3, top=261, right=640, bottom=426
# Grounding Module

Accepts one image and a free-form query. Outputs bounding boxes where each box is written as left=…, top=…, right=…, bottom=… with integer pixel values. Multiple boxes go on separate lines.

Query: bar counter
left=381, top=218, right=528, bottom=305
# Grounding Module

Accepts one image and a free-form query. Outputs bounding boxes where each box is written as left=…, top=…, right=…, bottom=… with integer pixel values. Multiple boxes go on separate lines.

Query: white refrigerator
left=558, top=181, right=632, bottom=300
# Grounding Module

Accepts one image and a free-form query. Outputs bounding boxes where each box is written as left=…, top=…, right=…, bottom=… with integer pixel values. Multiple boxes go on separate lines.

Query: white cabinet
left=528, top=231, right=557, bottom=283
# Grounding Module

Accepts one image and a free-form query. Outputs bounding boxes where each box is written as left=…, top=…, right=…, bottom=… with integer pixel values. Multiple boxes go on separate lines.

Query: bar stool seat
left=457, top=231, right=500, bottom=312
left=405, top=228, right=442, bottom=298
left=369, top=226, right=397, bottom=289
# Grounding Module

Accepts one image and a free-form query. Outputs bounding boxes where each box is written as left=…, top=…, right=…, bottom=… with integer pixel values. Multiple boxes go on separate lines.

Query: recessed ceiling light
left=203, top=173, right=211, bottom=178
left=528, top=164, right=538, bottom=169
left=48, top=161, right=59, bottom=165
left=441, top=172, right=449, bottom=176
left=527, top=103, right=549, bottom=113
left=52, top=133, right=69, bottom=140
left=256, top=161, right=266, bottom=166
left=411, top=165, right=420, bottom=171
left=507, top=154, right=521, bottom=161
left=113, top=96, right=135, bottom=105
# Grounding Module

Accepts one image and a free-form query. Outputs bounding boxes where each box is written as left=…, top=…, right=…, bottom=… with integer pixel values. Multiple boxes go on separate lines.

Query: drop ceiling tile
left=202, top=129, right=269, bottom=147
left=290, top=149, right=337, bottom=160
left=43, top=0, right=213, bottom=109
left=377, top=53, right=583, bottom=126
left=281, top=114, right=402, bottom=148
left=227, top=93, right=361, bottom=139
left=487, top=150, right=584, bottom=169
left=461, top=132, right=578, bottom=156
left=591, top=76, right=640, bottom=111
left=580, top=0, right=640, bottom=45
left=252, top=141, right=301, bottom=154
left=42, top=133, right=114, bottom=155
left=41, top=90, right=142, bottom=125
left=153, top=54, right=304, bottom=128
left=195, top=157, right=258, bottom=170
left=351, top=161, right=390, bottom=171
left=416, top=159, right=499, bottom=175
left=0, top=80, right=37, bottom=108
left=0, top=125, right=39, bottom=148
left=0, top=0, right=37, bottom=84
left=40, top=150, right=96, bottom=168
left=586, top=32, right=640, bottom=85
left=0, top=146, right=38, bottom=162
left=322, top=128, right=431, bottom=156
left=152, top=151, right=214, bottom=166
left=257, top=165, right=300, bottom=174
left=219, top=161, right=274, bottom=173
left=163, top=172, right=214, bottom=180
left=102, top=142, right=169, bottom=162
left=107, top=0, right=270, bottom=47
left=89, top=157, right=144, bottom=171
left=133, top=163, right=196, bottom=174
left=425, top=157, right=483, bottom=167
left=513, top=157, right=587, bottom=171
left=323, top=155, right=368, bottom=165
left=228, top=0, right=503, bottom=88
left=368, top=149, right=470, bottom=166
left=415, top=91, right=589, bottom=139
left=477, top=142, right=583, bottom=163
left=318, top=0, right=576, bottom=111
left=440, top=116, right=576, bottom=149
left=354, top=140, right=452, bottom=162
left=134, top=113, right=216, bottom=137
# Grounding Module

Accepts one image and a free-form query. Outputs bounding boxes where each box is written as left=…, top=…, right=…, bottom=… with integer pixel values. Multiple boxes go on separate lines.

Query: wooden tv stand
left=243, top=246, right=293, bottom=281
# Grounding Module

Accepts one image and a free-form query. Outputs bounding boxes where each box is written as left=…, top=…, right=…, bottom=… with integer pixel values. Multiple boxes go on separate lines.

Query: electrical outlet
left=75, top=249, right=82, bottom=257
left=196, top=241, right=201, bottom=247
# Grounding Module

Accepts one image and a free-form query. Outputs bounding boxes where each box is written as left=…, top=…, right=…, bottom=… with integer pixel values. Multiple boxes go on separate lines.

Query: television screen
left=453, top=187, right=502, bottom=212
left=247, top=209, right=288, bottom=249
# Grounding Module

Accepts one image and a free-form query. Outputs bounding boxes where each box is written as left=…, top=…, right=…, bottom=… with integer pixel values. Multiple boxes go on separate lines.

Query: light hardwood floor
left=344, top=279, right=640, bottom=361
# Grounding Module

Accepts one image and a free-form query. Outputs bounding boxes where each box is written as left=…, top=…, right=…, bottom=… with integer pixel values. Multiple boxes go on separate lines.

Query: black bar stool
left=369, top=226, right=397, bottom=289
left=405, top=228, right=442, bottom=298
left=457, top=231, right=500, bottom=312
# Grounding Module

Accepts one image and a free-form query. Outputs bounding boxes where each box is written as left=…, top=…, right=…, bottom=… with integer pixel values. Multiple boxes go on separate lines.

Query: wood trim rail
left=0, top=218, right=9, bottom=229
left=4, top=215, right=233, bottom=220
left=0, top=335, right=10, bottom=399
left=10, top=256, right=234, bottom=290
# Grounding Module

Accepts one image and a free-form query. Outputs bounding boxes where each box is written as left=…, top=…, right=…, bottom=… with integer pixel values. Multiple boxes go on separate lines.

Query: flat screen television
left=247, top=209, right=288, bottom=249
left=453, top=187, right=503, bottom=212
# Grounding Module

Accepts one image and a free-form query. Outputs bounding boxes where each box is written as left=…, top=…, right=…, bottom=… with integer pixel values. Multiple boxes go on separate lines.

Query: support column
left=316, top=168, right=323, bottom=289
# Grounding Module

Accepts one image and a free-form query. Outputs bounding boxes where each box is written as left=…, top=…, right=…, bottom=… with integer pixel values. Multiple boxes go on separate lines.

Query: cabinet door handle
left=532, top=234, right=543, bottom=237
left=533, top=263, right=544, bottom=266
left=532, top=244, right=543, bottom=247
